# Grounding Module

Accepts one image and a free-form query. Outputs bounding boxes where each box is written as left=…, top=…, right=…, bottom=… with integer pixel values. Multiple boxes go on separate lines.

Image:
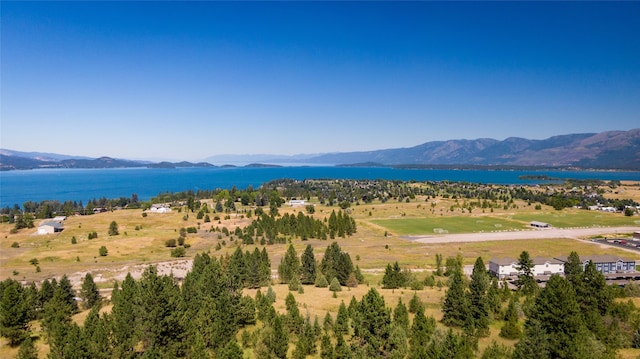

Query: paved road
left=403, top=226, right=640, bottom=244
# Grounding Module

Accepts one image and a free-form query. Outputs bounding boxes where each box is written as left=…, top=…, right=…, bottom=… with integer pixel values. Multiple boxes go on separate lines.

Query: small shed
left=37, top=221, right=64, bottom=235
left=530, top=221, right=551, bottom=229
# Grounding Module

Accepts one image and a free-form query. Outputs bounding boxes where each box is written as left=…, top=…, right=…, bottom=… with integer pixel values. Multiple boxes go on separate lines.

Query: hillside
left=305, top=129, right=640, bottom=169
left=2, top=129, right=639, bottom=170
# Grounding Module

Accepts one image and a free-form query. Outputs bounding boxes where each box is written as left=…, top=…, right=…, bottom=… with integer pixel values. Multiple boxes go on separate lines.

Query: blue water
left=1, top=167, right=639, bottom=207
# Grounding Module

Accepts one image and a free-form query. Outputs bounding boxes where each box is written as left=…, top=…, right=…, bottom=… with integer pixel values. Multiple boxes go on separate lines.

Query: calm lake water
left=1, top=167, right=639, bottom=207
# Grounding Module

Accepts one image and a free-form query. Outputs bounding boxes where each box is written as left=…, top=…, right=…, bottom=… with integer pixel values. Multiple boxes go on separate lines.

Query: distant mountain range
left=2, top=129, right=639, bottom=171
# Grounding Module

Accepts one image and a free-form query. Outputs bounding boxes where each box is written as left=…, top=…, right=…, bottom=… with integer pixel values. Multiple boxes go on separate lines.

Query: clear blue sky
left=2, top=2, right=639, bottom=161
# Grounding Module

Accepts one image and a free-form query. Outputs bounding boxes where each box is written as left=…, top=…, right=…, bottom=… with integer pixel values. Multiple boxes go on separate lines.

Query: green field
left=511, top=211, right=640, bottom=228
left=368, top=210, right=640, bottom=236
left=369, top=216, right=526, bottom=235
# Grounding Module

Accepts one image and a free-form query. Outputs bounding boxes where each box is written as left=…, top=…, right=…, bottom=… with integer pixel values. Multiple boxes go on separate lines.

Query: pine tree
left=321, top=242, right=354, bottom=285
left=15, top=335, right=38, bottom=359
left=0, top=280, right=30, bottom=346
left=469, top=256, right=490, bottom=337
left=408, top=292, right=423, bottom=313
left=110, top=274, right=140, bottom=358
left=108, top=220, right=119, bottom=236
left=315, top=271, right=329, bottom=288
left=285, top=292, right=303, bottom=334
left=278, top=243, right=300, bottom=284
left=564, top=251, right=583, bottom=286
left=329, top=277, right=342, bottom=292
left=513, top=320, right=550, bottom=359
left=442, top=268, right=470, bottom=327
left=335, top=301, right=349, bottom=336
left=410, top=306, right=435, bottom=353
left=221, top=339, right=244, bottom=359
left=80, top=273, right=101, bottom=310
left=525, top=274, right=586, bottom=358
left=320, top=333, right=334, bottom=358
left=499, top=296, right=522, bottom=339
left=300, top=244, right=317, bottom=284
left=351, top=288, right=391, bottom=357
left=515, top=251, right=537, bottom=295
left=271, top=315, right=289, bottom=359
left=392, top=298, right=409, bottom=333
left=382, top=262, right=403, bottom=289
left=58, top=274, right=78, bottom=313
left=228, top=246, right=247, bottom=286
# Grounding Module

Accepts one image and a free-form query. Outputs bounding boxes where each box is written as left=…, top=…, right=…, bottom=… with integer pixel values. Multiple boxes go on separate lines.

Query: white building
left=489, top=257, right=564, bottom=279
left=37, top=221, right=64, bottom=235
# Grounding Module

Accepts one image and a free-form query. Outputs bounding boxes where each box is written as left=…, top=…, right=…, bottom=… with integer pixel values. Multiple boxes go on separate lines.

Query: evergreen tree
left=513, top=320, right=550, bottom=359
left=0, top=280, right=30, bottom=346
left=515, top=251, right=537, bottom=295
left=108, top=220, right=119, bottom=236
left=110, top=274, right=140, bottom=358
left=58, top=274, right=78, bottom=313
left=80, top=273, right=101, bottom=310
left=285, top=292, right=303, bottom=334
left=435, top=253, right=444, bottom=276
left=271, top=315, right=289, bottom=359
left=469, top=256, right=490, bottom=337
left=138, top=266, right=186, bottom=356
left=408, top=292, right=423, bottom=314
left=315, top=271, right=329, bottom=288
left=334, top=334, right=352, bottom=359
left=83, top=306, right=110, bottom=359
left=15, top=335, right=38, bottom=359
left=499, top=295, right=522, bottom=339
left=410, top=306, right=435, bottom=353
left=221, top=339, right=244, bottom=359
left=228, top=246, right=247, bottom=286
left=300, top=244, right=317, bottom=284
left=329, top=277, right=342, bottom=292
left=278, top=243, right=300, bottom=284
left=481, top=340, right=513, bottom=359
left=335, top=301, right=349, bottom=336
left=525, top=274, right=587, bottom=358
left=321, top=242, right=354, bottom=285
left=320, top=333, right=334, bottom=358
left=388, top=323, right=409, bottom=359
left=382, top=261, right=404, bottom=289
left=564, top=251, right=583, bottom=286
left=487, top=277, right=502, bottom=315
left=351, top=288, right=391, bottom=357
left=442, top=268, right=470, bottom=327
left=393, top=298, right=409, bottom=333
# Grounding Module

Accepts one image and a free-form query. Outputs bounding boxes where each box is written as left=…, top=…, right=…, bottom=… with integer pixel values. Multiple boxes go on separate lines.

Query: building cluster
left=489, top=254, right=637, bottom=282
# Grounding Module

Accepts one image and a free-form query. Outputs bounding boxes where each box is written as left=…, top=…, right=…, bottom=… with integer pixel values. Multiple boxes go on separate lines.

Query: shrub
left=329, top=277, right=342, bottom=292
left=142, top=212, right=148, bottom=217
left=187, top=227, right=197, bottom=233
left=71, top=236, right=77, bottom=244
left=99, top=246, right=108, bottom=257
left=171, top=247, right=186, bottom=258
left=165, top=239, right=177, bottom=247
left=177, top=237, right=185, bottom=246
left=315, top=272, right=329, bottom=288
left=10, top=242, right=19, bottom=248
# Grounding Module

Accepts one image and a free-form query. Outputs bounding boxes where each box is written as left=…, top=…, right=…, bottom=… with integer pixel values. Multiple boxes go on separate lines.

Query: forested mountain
left=2, top=129, right=639, bottom=170
left=304, top=129, right=640, bottom=169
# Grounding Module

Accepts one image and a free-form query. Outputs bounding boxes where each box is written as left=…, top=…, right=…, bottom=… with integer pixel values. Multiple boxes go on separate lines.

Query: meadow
left=1, top=181, right=640, bottom=358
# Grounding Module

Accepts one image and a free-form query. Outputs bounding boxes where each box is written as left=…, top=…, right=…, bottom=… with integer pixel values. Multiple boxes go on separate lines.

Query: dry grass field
left=1, top=181, right=640, bottom=357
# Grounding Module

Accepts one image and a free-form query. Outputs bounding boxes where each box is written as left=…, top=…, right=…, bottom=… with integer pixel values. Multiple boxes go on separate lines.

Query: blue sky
left=2, top=2, right=639, bottom=161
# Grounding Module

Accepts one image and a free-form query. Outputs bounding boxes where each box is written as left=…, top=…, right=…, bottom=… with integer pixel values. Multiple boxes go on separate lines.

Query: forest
left=3, top=243, right=640, bottom=358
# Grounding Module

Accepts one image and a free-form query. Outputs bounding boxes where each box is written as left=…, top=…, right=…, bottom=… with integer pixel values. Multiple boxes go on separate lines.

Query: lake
left=1, top=167, right=639, bottom=207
